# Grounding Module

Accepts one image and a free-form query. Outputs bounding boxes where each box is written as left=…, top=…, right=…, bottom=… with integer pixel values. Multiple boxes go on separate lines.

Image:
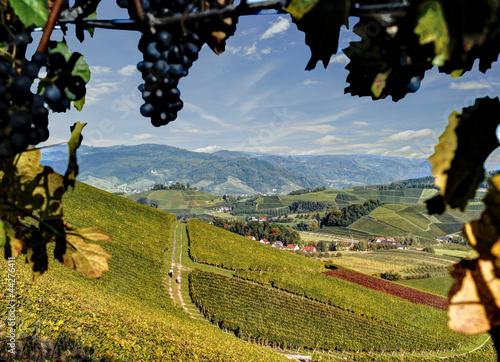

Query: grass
left=0, top=182, right=286, bottom=361
left=127, top=189, right=222, bottom=211
left=397, top=276, right=455, bottom=297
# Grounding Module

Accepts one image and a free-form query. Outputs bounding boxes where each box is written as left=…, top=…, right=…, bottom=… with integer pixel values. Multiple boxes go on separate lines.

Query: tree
left=358, top=240, right=368, bottom=252
left=317, top=240, right=328, bottom=252
left=1, top=0, right=500, bottom=351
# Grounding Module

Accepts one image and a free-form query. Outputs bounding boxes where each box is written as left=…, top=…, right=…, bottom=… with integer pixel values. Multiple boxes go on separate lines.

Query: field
left=322, top=249, right=458, bottom=276
left=191, top=269, right=482, bottom=354
left=346, top=204, right=474, bottom=242
left=397, top=276, right=454, bottom=297
left=0, top=182, right=285, bottom=361
left=186, top=218, right=322, bottom=271
left=324, top=268, right=448, bottom=310
left=127, top=189, right=222, bottom=214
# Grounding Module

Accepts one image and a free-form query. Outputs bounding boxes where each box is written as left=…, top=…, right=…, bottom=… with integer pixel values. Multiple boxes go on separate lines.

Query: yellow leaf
left=63, top=234, right=111, bottom=279
left=371, top=71, right=390, bottom=99
left=414, top=0, right=450, bottom=67
left=428, top=110, right=460, bottom=193
left=449, top=259, right=500, bottom=334
left=286, top=0, right=320, bottom=20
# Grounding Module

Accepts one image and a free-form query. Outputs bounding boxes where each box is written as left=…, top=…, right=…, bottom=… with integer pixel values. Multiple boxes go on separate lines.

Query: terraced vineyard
left=325, top=249, right=458, bottom=275
left=324, top=268, right=448, bottom=310
left=190, top=269, right=478, bottom=353
left=346, top=204, right=474, bottom=241
left=127, top=189, right=222, bottom=214
left=0, top=182, right=286, bottom=361
left=186, top=218, right=322, bottom=271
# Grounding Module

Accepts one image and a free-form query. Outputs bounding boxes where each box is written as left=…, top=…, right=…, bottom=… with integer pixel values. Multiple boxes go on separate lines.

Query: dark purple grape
left=21, top=61, right=40, bottom=80
left=11, top=75, right=32, bottom=99
left=44, top=86, right=62, bottom=103
left=140, top=103, right=155, bottom=117
left=145, top=42, right=161, bottom=61
left=68, top=75, right=86, bottom=99
left=10, top=111, right=32, bottom=131
left=116, top=0, right=128, bottom=8
left=157, top=31, right=173, bottom=50
left=31, top=51, right=48, bottom=67
left=11, top=133, right=28, bottom=152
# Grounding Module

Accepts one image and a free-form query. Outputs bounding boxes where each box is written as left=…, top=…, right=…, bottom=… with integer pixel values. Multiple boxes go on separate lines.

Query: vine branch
left=37, top=0, right=65, bottom=52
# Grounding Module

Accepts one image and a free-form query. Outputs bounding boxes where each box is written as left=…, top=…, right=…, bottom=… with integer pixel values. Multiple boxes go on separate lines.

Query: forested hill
left=41, top=144, right=431, bottom=195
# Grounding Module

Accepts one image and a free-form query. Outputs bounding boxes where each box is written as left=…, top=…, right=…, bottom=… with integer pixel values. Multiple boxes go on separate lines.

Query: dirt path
left=168, top=223, right=189, bottom=313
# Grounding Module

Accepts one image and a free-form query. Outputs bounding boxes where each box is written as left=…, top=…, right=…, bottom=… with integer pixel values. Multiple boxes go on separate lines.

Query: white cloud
left=313, top=135, right=347, bottom=145
left=184, top=103, right=239, bottom=130
left=378, top=129, right=436, bottom=143
left=227, top=43, right=261, bottom=60
left=85, top=81, right=120, bottom=105
left=90, top=66, right=112, bottom=74
left=303, top=79, right=321, bottom=85
left=352, top=121, right=369, bottom=126
left=133, top=133, right=155, bottom=140
left=449, top=81, right=492, bottom=90
left=288, top=125, right=336, bottom=133
left=172, top=128, right=221, bottom=135
left=261, top=47, right=272, bottom=55
left=194, top=145, right=222, bottom=153
left=118, top=65, right=136, bottom=77
left=378, top=146, right=432, bottom=159
left=329, top=53, right=349, bottom=64
left=261, top=17, right=291, bottom=40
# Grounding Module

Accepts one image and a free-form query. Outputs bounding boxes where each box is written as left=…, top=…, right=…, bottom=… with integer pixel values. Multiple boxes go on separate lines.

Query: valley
left=1, top=181, right=496, bottom=361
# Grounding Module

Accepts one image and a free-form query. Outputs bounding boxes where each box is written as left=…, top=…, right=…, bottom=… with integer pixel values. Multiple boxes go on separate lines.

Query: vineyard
left=324, top=268, right=449, bottom=310
left=0, top=183, right=286, bottom=361
left=397, top=276, right=454, bottom=297
left=189, top=269, right=480, bottom=353
left=186, top=218, right=322, bottom=271
left=324, top=249, right=458, bottom=275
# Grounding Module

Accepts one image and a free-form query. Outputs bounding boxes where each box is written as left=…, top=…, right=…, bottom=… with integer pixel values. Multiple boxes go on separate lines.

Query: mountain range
left=41, top=144, right=432, bottom=195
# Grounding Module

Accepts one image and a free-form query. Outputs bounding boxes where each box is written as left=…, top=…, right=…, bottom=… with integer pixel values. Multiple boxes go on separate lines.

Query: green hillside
left=184, top=219, right=491, bottom=358
left=346, top=204, right=472, bottom=241
left=0, top=183, right=285, bottom=361
left=186, top=218, right=322, bottom=271
left=127, top=189, right=222, bottom=214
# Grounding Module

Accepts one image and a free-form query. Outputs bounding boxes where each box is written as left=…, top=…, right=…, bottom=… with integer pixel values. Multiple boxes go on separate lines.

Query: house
left=436, top=236, right=452, bottom=243
left=250, top=216, right=258, bottom=222
left=410, top=247, right=424, bottom=251
left=343, top=241, right=354, bottom=250
left=284, top=244, right=299, bottom=251
left=375, top=237, right=386, bottom=243
left=303, top=246, right=317, bottom=253
left=273, top=241, right=284, bottom=249
left=396, top=244, right=407, bottom=250
left=388, top=238, right=396, bottom=245
left=260, top=238, right=270, bottom=244
left=245, top=235, right=256, bottom=240
left=259, top=217, right=267, bottom=222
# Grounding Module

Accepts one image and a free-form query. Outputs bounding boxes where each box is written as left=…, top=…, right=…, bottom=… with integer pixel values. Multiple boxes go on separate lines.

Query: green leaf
left=289, top=0, right=350, bottom=70
left=427, top=97, right=500, bottom=214
left=10, top=0, right=49, bottom=27
left=86, top=12, right=97, bottom=38
left=285, top=0, right=320, bottom=20
left=0, top=221, right=7, bottom=248
left=71, top=54, right=91, bottom=83
left=415, top=0, right=451, bottom=67
left=371, top=72, right=390, bottom=99
left=73, top=96, right=85, bottom=112
left=64, top=122, right=86, bottom=188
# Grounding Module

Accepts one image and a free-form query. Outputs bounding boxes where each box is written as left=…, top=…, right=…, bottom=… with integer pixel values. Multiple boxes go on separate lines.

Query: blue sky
left=33, top=1, right=500, bottom=169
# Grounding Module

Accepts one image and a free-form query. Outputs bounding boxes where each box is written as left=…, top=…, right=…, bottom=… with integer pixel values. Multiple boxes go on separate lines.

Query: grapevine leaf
left=289, top=0, right=350, bottom=70
left=14, top=148, right=45, bottom=178
left=200, top=0, right=238, bottom=55
left=71, top=53, right=91, bottom=83
left=64, top=122, right=86, bottom=188
left=63, top=229, right=112, bottom=279
left=0, top=221, right=6, bottom=248
left=414, top=0, right=451, bottom=67
left=448, top=174, right=500, bottom=334
left=10, top=0, right=49, bottom=28
left=427, top=97, right=500, bottom=214
left=448, top=259, right=500, bottom=334
left=70, top=226, right=112, bottom=243
left=371, top=71, right=390, bottom=99
left=73, top=96, right=85, bottom=111
left=285, top=0, right=320, bottom=20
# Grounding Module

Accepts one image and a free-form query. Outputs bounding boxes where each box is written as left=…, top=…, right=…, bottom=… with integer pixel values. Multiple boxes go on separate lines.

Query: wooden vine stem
left=37, top=0, right=65, bottom=52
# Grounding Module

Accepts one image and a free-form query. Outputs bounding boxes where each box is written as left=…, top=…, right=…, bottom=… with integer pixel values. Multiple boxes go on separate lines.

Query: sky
left=32, top=1, right=500, bottom=169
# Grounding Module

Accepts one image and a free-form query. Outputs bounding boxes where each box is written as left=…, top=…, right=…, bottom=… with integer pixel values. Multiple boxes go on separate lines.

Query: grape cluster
left=0, top=49, right=50, bottom=158
left=117, top=0, right=204, bottom=126
left=42, top=42, right=87, bottom=113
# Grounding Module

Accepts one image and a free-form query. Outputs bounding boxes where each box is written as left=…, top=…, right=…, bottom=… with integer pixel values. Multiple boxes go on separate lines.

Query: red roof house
left=245, top=235, right=256, bottom=240
left=260, top=238, right=270, bottom=244
left=284, top=244, right=299, bottom=251
left=304, top=246, right=317, bottom=253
